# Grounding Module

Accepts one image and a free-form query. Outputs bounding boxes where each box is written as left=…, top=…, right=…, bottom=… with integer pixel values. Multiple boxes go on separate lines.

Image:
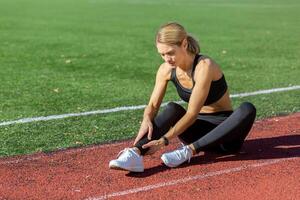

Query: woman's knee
left=164, top=102, right=186, bottom=115
left=165, top=102, right=183, bottom=110
left=240, top=102, right=256, bottom=118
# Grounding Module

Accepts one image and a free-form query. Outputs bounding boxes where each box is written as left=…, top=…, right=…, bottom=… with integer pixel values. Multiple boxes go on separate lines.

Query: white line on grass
left=85, top=157, right=298, bottom=200
left=0, top=85, right=299, bottom=127
left=229, top=85, right=300, bottom=98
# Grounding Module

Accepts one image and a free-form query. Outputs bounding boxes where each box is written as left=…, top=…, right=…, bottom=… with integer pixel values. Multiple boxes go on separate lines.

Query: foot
left=161, top=145, right=193, bottom=168
left=109, top=148, right=144, bottom=172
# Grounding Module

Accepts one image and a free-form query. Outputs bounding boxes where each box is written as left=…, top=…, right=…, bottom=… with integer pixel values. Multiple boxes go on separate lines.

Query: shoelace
left=180, top=143, right=192, bottom=162
left=171, top=146, right=192, bottom=164
left=183, top=146, right=192, bottom=163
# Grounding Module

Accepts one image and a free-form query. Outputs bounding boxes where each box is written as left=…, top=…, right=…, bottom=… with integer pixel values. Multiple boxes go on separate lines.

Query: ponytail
left=186, top=34, right=200, bottom=54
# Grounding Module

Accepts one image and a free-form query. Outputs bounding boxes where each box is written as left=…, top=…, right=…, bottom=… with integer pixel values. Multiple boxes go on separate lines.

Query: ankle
left=132, top=147, right=142, bottom=156
left=188, top=144, right=197, bottom=155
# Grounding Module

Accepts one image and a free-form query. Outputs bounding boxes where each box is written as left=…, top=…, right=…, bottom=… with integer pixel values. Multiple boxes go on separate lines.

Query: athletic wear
left=135, top=102, right=256, bottom=157
left=135, top=102, right=186, bottom=155
left=131, top=54, right=256, bottom=168
left=178, top=110, right=233, bottom=145
left=161, top=145, right=193, bottom=167
left=170, top=54, right=228, bottom=105
left=192, top=102, right=256, bottom=153
left=109, top=148, right=144, bottom=172
left=197, top=110, right=233, bottom=125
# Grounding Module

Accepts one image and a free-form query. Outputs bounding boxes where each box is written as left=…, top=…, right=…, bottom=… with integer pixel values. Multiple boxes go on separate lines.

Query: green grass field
left=0, top=0, right=299, bottom=157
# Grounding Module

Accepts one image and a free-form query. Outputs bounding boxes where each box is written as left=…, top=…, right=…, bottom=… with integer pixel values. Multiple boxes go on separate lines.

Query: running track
left=0, top=113, right=299, bottom=200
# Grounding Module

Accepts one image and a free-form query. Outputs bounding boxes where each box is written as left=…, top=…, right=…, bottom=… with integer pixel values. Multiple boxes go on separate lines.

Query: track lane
left=0, top=113, right=299, bottom=200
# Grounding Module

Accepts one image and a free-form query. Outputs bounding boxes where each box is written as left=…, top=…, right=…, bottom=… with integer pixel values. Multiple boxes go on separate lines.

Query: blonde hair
left=155, top=22, right=200, bottom=54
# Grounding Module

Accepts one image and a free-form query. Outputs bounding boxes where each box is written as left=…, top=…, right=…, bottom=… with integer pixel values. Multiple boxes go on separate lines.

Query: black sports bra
left=170, top=54, right=228, bottom=105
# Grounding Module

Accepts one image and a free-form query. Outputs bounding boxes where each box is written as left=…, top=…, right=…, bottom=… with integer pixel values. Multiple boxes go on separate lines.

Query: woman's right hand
left=133, top=118, right=153, bottom=145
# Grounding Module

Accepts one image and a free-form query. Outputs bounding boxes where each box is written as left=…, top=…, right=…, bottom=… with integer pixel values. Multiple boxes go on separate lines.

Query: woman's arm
left=164, top=60, right=213, bottom=140
left=133, top=63, right=171, bottom=145
left=143, top=65, right=169, bottom=121
left=142, top=60, right=213, bottom=148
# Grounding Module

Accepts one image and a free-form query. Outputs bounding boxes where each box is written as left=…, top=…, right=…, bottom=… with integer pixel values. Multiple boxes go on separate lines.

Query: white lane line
left=1, top=85, right=299, bottom=127
left=230, top=85, right=300, bottom=98
left=85, top=157, right=298, bottom=200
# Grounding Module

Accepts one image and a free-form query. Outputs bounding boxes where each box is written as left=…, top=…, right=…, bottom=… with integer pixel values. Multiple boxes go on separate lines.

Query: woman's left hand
left=142, top=138, right=164, bottom=155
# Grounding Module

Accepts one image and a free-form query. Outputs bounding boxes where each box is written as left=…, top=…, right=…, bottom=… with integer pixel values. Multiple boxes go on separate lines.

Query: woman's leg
left=192, top=102, right=256, bottom=153
left=161, top=117, right=222, bottom=167
left=134, top=102, right=186, bottom=155
left=161, top=102, right=256, bottom=168
left=178, top=119, right=217, bottom=145
left=109, top=102, right=186, bottom=172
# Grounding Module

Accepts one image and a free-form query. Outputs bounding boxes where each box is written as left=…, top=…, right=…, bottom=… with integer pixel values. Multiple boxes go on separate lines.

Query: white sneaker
left=109, top=148, right=144, bottom=172
left=161, top=145, right=193, bottom=168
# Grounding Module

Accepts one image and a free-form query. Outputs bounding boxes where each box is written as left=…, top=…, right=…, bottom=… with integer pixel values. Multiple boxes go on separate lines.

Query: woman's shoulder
left=194, top=55, right=223, bottom=80
left=197, top=55, right=214, bottom=66
left=194, top=55, right=214, bottom=73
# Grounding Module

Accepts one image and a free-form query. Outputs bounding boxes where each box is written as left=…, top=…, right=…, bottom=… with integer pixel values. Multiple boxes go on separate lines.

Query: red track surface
left=0, top=113, right=299, bottom=200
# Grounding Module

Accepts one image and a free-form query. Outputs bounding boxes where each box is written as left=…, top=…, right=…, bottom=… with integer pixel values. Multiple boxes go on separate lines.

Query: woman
left=109, top=22, right=256, bottom=172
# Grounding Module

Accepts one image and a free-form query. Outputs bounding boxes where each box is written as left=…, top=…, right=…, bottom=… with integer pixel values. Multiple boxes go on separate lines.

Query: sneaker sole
left=109, top=163, right=144, bottom=172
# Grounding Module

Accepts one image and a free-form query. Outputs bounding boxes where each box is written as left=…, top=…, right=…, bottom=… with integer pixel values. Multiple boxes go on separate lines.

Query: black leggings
left=135, top=102, right=256, bottom=155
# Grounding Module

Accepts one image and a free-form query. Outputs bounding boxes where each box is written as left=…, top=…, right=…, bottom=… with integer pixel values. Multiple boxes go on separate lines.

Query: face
left=156, top=42, right=186, bottom=67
